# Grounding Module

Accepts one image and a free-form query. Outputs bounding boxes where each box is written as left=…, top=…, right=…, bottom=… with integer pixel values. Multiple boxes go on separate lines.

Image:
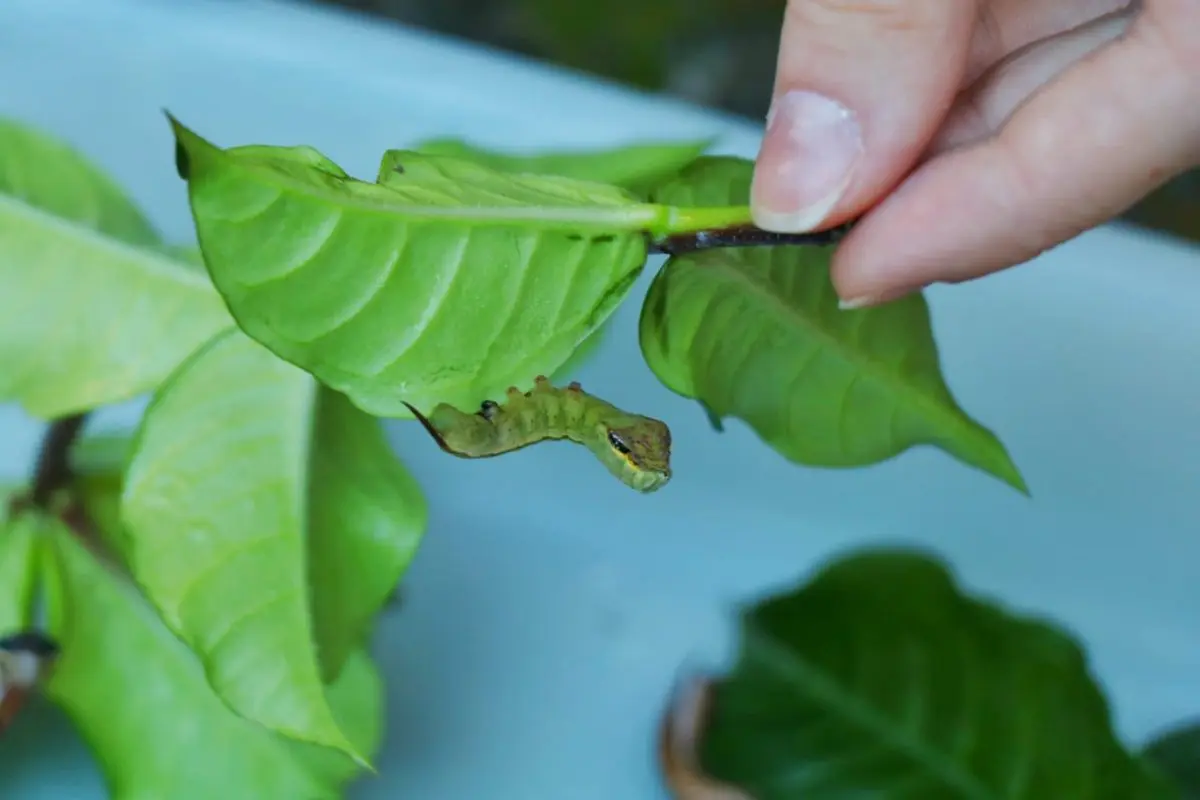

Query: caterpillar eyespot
left=606, top=430, right=632, bottom=455
left=403, top=375, right=672, bottom=493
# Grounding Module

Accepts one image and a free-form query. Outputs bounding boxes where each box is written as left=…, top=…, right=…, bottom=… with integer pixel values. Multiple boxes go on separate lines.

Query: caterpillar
left=0, top=631, right=58, bottom=736
left=402, top=375, right=672, bottom=493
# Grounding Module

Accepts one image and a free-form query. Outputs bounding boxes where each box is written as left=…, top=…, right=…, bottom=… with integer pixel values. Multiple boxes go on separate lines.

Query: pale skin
left=751, top=0, right=1200, bottom=308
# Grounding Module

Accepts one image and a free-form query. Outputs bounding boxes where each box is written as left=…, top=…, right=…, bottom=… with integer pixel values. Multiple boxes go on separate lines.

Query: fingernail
left=751, top=90, right=863, bottom=232
left=838, top=285, right=917, bottom=310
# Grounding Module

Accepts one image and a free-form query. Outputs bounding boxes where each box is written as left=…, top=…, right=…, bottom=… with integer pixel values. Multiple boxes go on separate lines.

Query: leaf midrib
left=747, top=626, right=999, bottom=799
left=0, top=194, right=214, bottom=290
left=211, top=157, right=667, bottom=229
left=710, top=261, right=979, bottom=445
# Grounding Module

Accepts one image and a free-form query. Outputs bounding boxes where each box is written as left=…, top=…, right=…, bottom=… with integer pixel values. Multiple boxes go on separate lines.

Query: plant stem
left=650, top=220, right=855, bottom=256
left=28, top=414, right=88, bottom=510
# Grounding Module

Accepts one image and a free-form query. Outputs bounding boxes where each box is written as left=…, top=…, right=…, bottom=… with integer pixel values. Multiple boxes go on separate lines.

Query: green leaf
left=550, top=320, right=610, bottom=381
left=637, top=158, right=1025, bottom=493
left=41, top=516, right=382, bottom=799
left=169, top=115, right=741, bottom=418
left=70, top=433, right=134, bottom=558
left=0, top=118, right=234, bottom=418
left=413, top=137, right=714, bottom=196
left=120, top=326, right=423, bottom=759
left=1145, top=721, right=1200, bottom=798
left=0, top=512, right=40, bottom=633
left=0, top=118, right=161, bottom=247
left=308, top=386, right=426, bottom=682
left=647, top=154, right=754, bottom=206
left=699, top=548, right=1175, bottom=800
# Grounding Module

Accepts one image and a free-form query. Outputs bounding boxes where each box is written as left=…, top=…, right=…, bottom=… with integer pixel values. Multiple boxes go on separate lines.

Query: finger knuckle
left=789, top=0, right=943, bottom=33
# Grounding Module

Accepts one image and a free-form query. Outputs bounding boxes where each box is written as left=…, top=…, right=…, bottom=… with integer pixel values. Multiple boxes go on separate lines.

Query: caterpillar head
left=601, top=416, right=672, bottom=493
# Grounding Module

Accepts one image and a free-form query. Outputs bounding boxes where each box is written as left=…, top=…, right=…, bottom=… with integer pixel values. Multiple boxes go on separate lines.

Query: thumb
left=751, top=0, right=978, bottom=233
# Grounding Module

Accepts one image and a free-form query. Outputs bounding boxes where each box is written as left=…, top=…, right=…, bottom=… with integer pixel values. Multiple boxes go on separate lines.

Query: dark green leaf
left=638, top=157, right=1025, bottom=493
left=1145, top=721, right=1200, bottom=798
left=120, top=327, right=424, bottom=759
left=413, top=137, right=714, bottom=196
left=0, top=511, right=40, bottom=633
left=169, top=115, right=744, bottom=418
left=41, top=516, right=383, bottom=798
left=308, top=387, right=426, bottom=682
left=0, top=118, right=234, bottom=418
left=699, top=548, right=1173, bottom=799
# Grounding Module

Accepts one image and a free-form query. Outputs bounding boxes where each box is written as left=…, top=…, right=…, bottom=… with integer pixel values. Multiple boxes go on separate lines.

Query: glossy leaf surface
left=638, top=157, right=1025, bottom=491
left=171, top=116, right=668, bottom=418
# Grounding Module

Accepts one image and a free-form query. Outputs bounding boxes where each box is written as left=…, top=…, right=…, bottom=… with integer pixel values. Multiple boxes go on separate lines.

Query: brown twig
left=28, top=413, right=88, bottom=509
left=649, top=220, right=855, bottom=257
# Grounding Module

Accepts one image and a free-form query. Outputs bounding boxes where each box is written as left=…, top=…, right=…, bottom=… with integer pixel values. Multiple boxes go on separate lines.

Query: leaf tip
left=164, top=113, right=220, bottom=182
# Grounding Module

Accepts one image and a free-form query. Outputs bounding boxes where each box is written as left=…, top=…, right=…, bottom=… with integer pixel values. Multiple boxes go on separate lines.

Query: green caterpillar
left=402, top=375, right=672, bottom=493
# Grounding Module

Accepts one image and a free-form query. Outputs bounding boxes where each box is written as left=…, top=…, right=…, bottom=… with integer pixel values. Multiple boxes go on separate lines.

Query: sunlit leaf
left=308, top=387, right=426, bottom=682
left=41, top=517, right=383, bottom=799
left=121, top=327, right=423, bottom=758
left=120, top=329, right=358, bottom=758
left=0, top=512, right=39, bottom=633
left=0, top=118, right=233, bottom=418
left=413, top=137, right=713, bottom=196
left=698, top=548, right=1175, bottom=799
left=170, top=115, right=743, bottom=418
left=1145, top=720, right=1200, bottom=798
left=638, top=158, right=1025, bottom=492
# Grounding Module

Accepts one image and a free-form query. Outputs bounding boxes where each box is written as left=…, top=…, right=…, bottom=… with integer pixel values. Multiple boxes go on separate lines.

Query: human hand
left=751, top=0, right=1200, bottom=308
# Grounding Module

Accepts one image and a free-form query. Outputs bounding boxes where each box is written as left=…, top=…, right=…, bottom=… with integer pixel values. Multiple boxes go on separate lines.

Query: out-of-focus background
left=320, top=0, right=1200, bottom=246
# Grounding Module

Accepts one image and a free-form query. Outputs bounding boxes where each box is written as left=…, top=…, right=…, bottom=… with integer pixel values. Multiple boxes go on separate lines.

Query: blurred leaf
left=120, top=329, right=361, bottom=760
left=41, top=516, right=382, bottom=799
left=0, top=512, right=40, bottom=633
left=70, top=433, right=134, bottom=558
left=414, top=137, right=713, bottom=196
left=121, top=327, right=424, bottom=758
left=699, top=548, right=1176, bottom=799
left=308, top=387, right=426, bottom=682
left=648, top=155, right=753, bottom=206
left=638, top=158, right=1026, bottom=492
left=170, top=116, right=742, bottom=418
left=1145, top=720, right=1200, bottom=798
left=0, top=117, right=233, bottom=418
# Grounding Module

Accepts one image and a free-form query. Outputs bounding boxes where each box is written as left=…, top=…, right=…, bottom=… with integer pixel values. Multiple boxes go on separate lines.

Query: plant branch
left=649, top=220, right=855, bottom=256
left=29, top=413, right=88, bottom=509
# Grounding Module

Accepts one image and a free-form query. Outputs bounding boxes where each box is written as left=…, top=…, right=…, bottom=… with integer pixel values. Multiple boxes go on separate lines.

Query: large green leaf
left=0, top=511, right=40, bottom=633
left=41, top=516, right=383, bottom=799
left=697, top=548, right=1174, bottom=799
left=1145, top=721, right=1200, bottom=798
left=120, top=327, right=423, bottom=756
left=169, top=115, right=745, bottom=418
left=638, top=158, right=1025, bottom=492
left=413, top=137, right=713, bottom=196
left=307, top=386, right=427, bottom=682
left=0, top=118, right=234, bottom=418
